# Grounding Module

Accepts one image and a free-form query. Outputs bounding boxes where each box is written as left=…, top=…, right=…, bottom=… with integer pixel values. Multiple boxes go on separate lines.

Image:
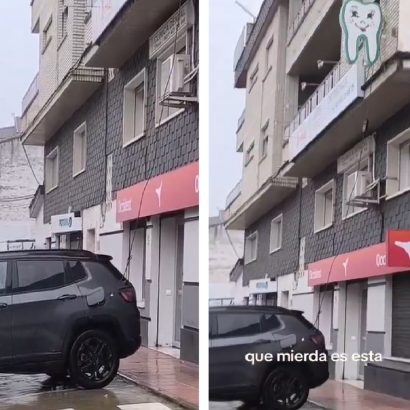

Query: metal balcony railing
left=287, top=0, right=317, bottom=44
left=286, top=62, right=343, bottom=137
left=22, top=73, right=39, bottom=114
left=226, top=180, right=242, bottom=209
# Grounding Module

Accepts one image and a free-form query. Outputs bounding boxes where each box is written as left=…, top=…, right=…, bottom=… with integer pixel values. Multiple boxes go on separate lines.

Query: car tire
left=262, top=367, right=309, bottom=410
left=68, top=329, right=119, bottom=389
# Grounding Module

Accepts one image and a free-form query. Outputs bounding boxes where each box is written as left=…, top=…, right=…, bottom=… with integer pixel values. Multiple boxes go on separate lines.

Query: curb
left=307, top=399, right=327, bottom=409
left=118, top=372, right=198, bottom=410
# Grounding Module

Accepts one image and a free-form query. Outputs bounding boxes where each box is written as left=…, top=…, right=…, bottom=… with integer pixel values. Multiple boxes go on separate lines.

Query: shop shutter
left=392, top=272, right=410, bottom=359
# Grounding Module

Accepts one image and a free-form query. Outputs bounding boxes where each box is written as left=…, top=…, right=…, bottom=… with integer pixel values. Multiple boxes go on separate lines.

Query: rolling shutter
left=392, top=272, right=410, bottom=359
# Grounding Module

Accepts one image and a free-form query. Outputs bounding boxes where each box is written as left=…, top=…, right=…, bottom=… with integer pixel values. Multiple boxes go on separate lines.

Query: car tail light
left=119, top=287, right=136, bottom=303
left=310, top=333, right=325, bottom=347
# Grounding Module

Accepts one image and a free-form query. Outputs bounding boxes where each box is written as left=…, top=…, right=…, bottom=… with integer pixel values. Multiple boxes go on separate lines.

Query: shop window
left=387, top=129, right=410, bottom=197
left=245, top=232, right=258, bottom=264
left=217, top=313, right=261, bottom=338
left=245, top=141, right=255, bottom=166
left=155, top=40, right=189, bottom=126
left=15, top=260, right=65, bottom=293
left=314, top=180, right=335, bottom=232
left=73, top=122, right=87, bottom=176
left=46, top=147, right=59, bottom=192
left=123, top=68, right=147, bottom=146
left=270, top=214, right=282, bottom=253
left=392, top=273, right=410, bottom=359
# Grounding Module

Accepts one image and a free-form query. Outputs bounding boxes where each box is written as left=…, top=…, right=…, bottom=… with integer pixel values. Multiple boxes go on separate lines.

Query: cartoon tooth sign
left=340, top=0, right=383, bottom=66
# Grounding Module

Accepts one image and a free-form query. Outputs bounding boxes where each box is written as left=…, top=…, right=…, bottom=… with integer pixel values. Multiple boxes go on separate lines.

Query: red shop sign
left=116, top=161, right=199, bottom=223
left=308, top=241, right=409, bottom=287
left=387, top=230, right=410, bottom=267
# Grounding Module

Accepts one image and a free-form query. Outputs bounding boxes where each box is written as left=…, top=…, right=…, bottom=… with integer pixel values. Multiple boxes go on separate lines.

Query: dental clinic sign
left=289, top=63, right=364, bottom=161
left=340, top=0, right=383, bottom=66
left=51, top=213, right=82, bottom=235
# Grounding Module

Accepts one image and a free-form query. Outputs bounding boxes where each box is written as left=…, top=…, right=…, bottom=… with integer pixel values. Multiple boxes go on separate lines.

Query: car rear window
left=65, top=260, right=87, bottom=284
left=217, top=313, right=261, bottom=338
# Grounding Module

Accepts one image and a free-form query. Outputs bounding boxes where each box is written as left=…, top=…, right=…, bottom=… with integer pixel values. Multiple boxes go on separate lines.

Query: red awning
left=116, top=161, right=199, bottom=223
left=308, top=239, right=409, bottom=287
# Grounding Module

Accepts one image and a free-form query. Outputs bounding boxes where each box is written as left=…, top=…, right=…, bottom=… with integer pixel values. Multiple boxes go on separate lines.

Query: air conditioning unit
left=170, top=54, right=190, bottom=93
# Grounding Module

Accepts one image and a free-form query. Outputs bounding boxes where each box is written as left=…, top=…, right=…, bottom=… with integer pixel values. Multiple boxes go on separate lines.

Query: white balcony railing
left=225, top=180, right=242, bottom=209
left=287, top=0, right=317, bottom=43
left=22, top=73, right=39, bottom=115
left=287, top=62, right=343, bottom=137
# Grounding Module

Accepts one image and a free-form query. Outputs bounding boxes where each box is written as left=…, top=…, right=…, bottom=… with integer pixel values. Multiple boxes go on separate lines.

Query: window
left=217, top=313, right=261, bottom=338
left=270, top=214, right=283, bottom=253
left=15, top=260, right=65, bottom=293
left=85, top=0, right=93, bottom=22
left=123, top=69, right=147, bottom=146
left=261, top=313, right=281, bottom=332
left=342, top=160, right=370, bottom=219
left=65, top=261, right=87, bottom=284
left=314, top=180, right=335, bottom=232
left=245, top=141, right=255, bottom=166
left=46, top=147, right=59, bottom=192
left=73, top=123, right=87, bottom=176
left=73, top=122, right=87, bottom=176
left=59, top=1, right=68, bottom=42
left=249, top=64, right=259, bottom=92
left=265, top=35, right=274, bottom=76
left=155, top=41, right=189, bottom=125
left=260, top=119, right=269, bottom=160
left=399, top=140, right=410, bottom=191
left=0, top=262, right=7, bottom=294
left=387, top=130, right=410, bottom=197
left=245, top=232, right=258, bottom=264
left=42, top=15, right=53, bottom=53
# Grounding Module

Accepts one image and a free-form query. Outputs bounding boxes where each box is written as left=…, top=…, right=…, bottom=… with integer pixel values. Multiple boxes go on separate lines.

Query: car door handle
left=58, top=294, right=77, bottom=301
left=0, top=303, right=8, bottom=309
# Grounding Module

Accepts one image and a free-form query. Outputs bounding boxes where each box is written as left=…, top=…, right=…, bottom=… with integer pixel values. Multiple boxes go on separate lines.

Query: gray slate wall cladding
left=243, top=102, right=410, bottom=285
left=44, top=17, right=199, bottom=222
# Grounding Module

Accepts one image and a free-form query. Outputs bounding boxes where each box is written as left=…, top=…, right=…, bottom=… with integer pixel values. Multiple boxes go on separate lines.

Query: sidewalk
left=309, top=380, right=410, bottom=410
left=119, top=347, right=199, bottom=409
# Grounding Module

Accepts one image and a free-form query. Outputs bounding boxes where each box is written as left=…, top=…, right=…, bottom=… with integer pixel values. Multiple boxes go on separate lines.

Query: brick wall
left=44, top=8, right=199, bottom=222
left=243, top=101, right=410, bottom=285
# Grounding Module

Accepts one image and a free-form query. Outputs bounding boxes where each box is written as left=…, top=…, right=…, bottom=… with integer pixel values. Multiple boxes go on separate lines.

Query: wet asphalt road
left=0, top=374, right=184, bottom=410
left=210, top=400, right=324, bottom=409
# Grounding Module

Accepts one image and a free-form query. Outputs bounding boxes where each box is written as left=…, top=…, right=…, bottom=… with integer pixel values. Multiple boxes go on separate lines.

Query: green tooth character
left=340, top=0, right=383, bottom=66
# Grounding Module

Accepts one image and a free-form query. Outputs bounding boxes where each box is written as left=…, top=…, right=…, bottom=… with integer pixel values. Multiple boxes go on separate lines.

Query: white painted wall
left=31, top=202, right=51, bottom=249
left=184, top=208, right=199, bottom=283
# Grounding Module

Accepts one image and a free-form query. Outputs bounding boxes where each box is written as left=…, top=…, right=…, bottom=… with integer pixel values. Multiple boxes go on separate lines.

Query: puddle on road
left=0, top=374, right=74, bottom=399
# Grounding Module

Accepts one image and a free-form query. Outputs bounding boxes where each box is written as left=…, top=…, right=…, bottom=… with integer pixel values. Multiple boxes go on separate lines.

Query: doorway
left=359, top=288, right=368, bottom=380
left=173, top=221, right=184, bottom=347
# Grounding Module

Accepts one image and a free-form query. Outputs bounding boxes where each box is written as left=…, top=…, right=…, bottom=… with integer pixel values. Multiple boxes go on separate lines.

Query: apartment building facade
left=225, top=0, right=410, bottom=399
left=21, top=0, right=199, bottom=363
left=0, top=123, right=43, bottom=251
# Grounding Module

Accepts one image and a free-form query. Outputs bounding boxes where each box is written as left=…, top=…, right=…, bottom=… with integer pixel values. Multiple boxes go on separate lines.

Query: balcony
left=236, top=109, right=245, bottom=152
left=84, top=0, right=184, bottom=68
left=22, top=67, right=105, bottom=145
left=286, top=0, right=340, bottom=76
left=22, top=73, right=39, bottom=115
left=234, top=23, right=253, bottom=71
left=225, top=176, right=298, bottom=230
left=287, top=0, right=316, bottom=44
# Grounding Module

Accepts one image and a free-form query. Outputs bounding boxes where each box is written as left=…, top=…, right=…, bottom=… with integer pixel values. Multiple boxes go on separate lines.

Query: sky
left=0, top=2, right=38, bottom=128
left=209, top=0, right=263, bottom=216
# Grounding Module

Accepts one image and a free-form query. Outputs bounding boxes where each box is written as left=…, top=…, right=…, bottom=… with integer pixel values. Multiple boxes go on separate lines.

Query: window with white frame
left=245, top=141, right=255, bottom=166
left=46, top=147, right=59, bottom=192
left=245, top=232, right=258, bottom=264
left=260, top=119, right=269, bottom=160
left=73, top=122, right=87, bottom=176
left=155, top=39, right=189, bottom=125
left=123, top=69, right=147, bottom=146
left=386, top=129, right=410, bottom=197
left=314, top=180, right=335, bottom=232
left=270, top=215, right=282, bottom=253
left=42, top=15, right=53, bottom=53
left=342, top=159, right=371, bottom=219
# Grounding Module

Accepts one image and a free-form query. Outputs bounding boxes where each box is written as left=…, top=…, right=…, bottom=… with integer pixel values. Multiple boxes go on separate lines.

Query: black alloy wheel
left=263, top=367, right=309, bottom=410
left=69, top=329, right=119, bottom=389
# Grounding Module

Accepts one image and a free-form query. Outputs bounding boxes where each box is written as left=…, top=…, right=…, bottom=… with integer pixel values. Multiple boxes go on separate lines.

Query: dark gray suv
left=210, top=306, right=329, bottom=410
left=0, top=249, right=141, bottom=389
